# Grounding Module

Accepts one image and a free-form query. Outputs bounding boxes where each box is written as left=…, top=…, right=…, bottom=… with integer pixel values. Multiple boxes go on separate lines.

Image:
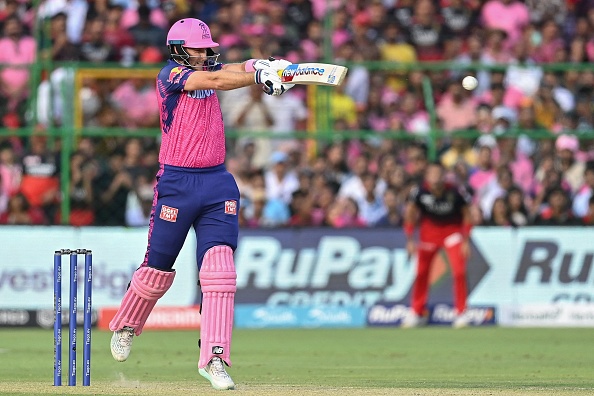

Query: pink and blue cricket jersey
left=157, top=60, right=226, bottom=168
left=142, top=60, right=239, bottom=271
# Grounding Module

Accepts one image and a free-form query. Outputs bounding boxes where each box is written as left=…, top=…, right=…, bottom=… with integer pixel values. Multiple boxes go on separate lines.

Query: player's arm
left=460, top=202, right=473, bottom=259
left=184, top=69, right=255, bottom=91
left=403, top=186, right=421, bottom=258
left=403, top=200, right=420, bottom=259
left=184, top=67, right=286, bottom=95
left=403, top=201, right=419, bottom=241
left=221, top=58, right=291, bottom=75
left=220, top=62, right=249, bottom=72
left=458, top=185, right=474, bottom=241
left=460, top=196, right=472, bottom=259
left=461, top=204, right=473, bottom=239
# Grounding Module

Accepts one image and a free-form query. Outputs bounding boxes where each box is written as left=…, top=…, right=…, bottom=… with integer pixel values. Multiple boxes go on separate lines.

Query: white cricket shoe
left=199, top=357, right=235, bottom=390
left=401, top=311, right=427, bottom=328
left=110, top=326, right=135, bottom=362
left=452, top=311, right=472, bottom=329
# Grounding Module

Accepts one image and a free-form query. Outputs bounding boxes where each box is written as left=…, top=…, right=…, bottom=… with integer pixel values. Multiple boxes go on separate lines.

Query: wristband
left=245, top=59, right=257, bottom=72
left=404, top=223, right=415, bottom=238
left=462, top=223, right=472, bottom=238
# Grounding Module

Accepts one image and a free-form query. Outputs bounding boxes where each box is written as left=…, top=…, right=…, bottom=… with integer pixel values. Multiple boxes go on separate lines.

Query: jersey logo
left=167, top=66, right=188, bottom=83
left=199, top=21, right=211, bottom=39
left=187, top=89, right=215, bottom=99
left=420, top=195, right=435, bottom=206
left=160, top=205, right=179, bottom=222
left=225, top=200, right=237, bottom=215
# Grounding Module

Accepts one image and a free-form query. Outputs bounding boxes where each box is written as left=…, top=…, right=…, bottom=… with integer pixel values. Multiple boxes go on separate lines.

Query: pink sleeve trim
left=245, top=59, right=257, bottom=72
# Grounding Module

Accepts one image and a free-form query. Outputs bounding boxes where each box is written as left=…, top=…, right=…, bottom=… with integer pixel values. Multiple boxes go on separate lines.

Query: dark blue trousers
left=143, top=164, right=240, bottom=270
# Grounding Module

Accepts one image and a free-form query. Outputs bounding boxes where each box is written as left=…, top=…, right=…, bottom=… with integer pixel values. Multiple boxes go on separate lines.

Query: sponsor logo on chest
left=187, top=89, right=215, bottom=99
left=420, top=192, right=455, bottom=215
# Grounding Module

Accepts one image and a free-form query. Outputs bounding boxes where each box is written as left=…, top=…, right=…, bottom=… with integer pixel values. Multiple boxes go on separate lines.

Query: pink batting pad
left=109, top=267, right=175, bottom=336
left=198, top=245, right=236, bottom=368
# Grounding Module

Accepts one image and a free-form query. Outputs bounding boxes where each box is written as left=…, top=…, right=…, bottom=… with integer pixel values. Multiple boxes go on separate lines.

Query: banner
left=366, top=303, right=496, bottom=327
left=0, top=308, right=98, bottom=328
left=470, top=228, right=594, bottom=306
left=0, top=227, right=198, bottom=309
left=235, top=305, right=367, bottom=328
left=4, top=226, right=594, bottom=327
left=98, top=306, right=201, bottom=330
left=234, top=229, right=489, bottom=308
left=233, top=227, right=594, bottom=327
left=499, top=304, right=594, bottom=327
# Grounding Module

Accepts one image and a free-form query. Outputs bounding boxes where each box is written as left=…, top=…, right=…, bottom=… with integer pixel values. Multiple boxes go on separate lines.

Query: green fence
left=1, top=52, right=593, bottom=224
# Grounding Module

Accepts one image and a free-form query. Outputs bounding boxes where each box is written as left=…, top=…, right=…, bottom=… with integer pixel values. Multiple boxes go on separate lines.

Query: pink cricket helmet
left=166, top=18, right=219, bottom=48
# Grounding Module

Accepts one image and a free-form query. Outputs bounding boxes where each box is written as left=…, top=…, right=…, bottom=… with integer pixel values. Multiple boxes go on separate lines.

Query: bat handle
left=270, top=56, right=283, bottom=79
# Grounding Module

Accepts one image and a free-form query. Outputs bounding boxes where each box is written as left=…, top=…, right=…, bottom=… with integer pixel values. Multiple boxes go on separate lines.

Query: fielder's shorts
left=142, top=164, right=240, bottom=270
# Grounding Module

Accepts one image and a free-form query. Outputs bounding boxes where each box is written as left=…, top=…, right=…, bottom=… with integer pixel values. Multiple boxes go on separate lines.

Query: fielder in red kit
left=402, top=162, right=473, bottom=328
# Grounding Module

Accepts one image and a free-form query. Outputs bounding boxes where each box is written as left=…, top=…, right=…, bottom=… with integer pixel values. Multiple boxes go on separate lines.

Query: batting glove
left=253, top=58, right=292, bottom=72
left=254, top=58, right=296, bottom=94
left=254, top=68, right=286, bottom=96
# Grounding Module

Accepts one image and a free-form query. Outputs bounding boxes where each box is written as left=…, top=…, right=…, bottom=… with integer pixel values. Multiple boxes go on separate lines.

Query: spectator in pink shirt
left=120, top=0, right=167, bottom=30
left=436, top=79, right=477, bottom=133
left=481, top=0, right=530, bottom=48
left=568, top=37, right=588, bottom=63
left=469, top=140, right=497, bottom=197
left=0, top=16, right=36, bottom=112
left=331, top=8, right=351, bottom=49
left=0, top=143, right=22, bottom=197
left=587, top=38, right=594, bottom=62
left=479, top=81, right=518, bottom=111
left=483, top=28, right=515, bottom=64
left=496, top=131, right=535, bottom=194
left=555, top=134, right=585, bottom=193
left=325, top=197, right=367, bottom=228
left=394, top=92, right=430, bottom=135
left=300, top=20, right=322, bottom=61
left=110, top=79, right=159, bottom=128
left=533, top=19, right=565, bottom=63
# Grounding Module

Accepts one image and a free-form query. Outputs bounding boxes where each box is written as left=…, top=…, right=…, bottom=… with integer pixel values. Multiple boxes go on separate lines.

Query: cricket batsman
left=402, top=162, right=473, bottom=328
left=107, top=18, right=293, bottom=390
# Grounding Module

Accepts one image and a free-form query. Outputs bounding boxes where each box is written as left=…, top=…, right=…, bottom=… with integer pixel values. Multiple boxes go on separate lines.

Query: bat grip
left=271, top=57, right=283, bottom=79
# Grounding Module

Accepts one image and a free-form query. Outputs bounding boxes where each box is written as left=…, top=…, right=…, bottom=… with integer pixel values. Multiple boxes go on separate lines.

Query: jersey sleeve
left=158, top=64, right=194, bottom=94
left=457, top=185, right=473, bottom=206
left=408, top=185, right=421, bottom=206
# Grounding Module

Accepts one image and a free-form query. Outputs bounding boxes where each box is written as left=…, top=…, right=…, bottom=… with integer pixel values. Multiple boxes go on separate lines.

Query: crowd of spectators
left=0, top=0, right=593, bottom=228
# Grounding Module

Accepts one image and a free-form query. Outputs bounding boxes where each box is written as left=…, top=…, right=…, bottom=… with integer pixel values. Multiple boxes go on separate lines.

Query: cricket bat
left=278, top=63, right=348, bottom=86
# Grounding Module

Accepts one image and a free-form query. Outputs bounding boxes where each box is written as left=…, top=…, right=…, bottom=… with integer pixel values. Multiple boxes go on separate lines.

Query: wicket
left=53, top=249, right=93, bottom=386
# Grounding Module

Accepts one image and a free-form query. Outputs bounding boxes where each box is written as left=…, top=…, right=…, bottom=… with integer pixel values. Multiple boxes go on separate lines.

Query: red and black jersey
left=409, top=182, right=472, bottom=241
left=409, top=182, right=471, bottom=224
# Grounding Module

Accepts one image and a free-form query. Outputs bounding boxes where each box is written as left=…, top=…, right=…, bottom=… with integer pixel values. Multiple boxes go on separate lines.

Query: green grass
left=0, top=328, right=593, bottom=395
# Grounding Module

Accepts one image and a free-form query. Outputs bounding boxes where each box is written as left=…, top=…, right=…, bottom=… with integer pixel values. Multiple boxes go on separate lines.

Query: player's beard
left=187, top=54, right=219, bottom=71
